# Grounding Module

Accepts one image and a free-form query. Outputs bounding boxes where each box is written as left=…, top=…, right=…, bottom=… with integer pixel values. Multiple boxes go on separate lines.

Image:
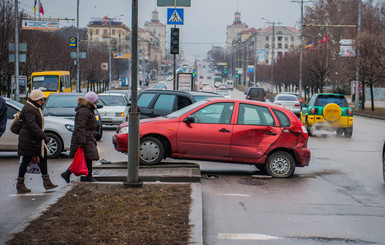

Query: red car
left=113, top=98, right=310, bottom=178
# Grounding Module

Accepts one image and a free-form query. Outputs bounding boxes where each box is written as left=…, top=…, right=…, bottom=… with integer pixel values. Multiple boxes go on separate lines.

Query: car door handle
left=219, top=128, right=231, bottom=133
left=265, top=131, right=277, bottom=136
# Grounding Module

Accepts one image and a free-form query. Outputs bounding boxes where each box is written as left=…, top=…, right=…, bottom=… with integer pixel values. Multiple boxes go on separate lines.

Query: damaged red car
left=113, top=98, right=310, bottom=178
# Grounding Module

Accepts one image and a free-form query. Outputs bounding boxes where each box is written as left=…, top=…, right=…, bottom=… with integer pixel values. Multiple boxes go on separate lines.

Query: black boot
left=61, top=169, right=71, bottom=183
left=84, top=160, right=97, bottom=182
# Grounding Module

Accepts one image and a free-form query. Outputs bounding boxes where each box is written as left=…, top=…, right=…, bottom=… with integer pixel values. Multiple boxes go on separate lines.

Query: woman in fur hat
left=61, top=91, right=100, bottom=182
left=17, top=89, right=58, bottom=194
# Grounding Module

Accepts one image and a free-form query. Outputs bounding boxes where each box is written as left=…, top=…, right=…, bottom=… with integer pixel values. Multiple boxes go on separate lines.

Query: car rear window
left=45, top=95, right=79, bottom=108
left=315, top=95, right=348, bottom=107
left=273, top=109, right=291, bottom=127
left=249, top=88, right=265, bottom=96
left=99, top=95, right=126, bottom=106
left=138, top=93, right=156, bottom=108
left=276, top=95, right=298, bottom=101
left=153, top=94, right=176, bottom=111
left=238, top=103, right=274, bottom=126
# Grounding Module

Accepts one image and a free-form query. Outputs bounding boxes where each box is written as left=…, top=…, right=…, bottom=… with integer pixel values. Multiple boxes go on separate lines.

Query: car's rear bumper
left=294, top=147, right=311, bottom=167
left=307, top=115, right=353, bottom=128
left=112, top=133, right=128, bottom=153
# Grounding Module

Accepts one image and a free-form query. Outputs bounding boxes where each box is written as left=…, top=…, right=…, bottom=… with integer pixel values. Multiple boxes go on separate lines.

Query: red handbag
left=69, top=148, right=88, bottom=176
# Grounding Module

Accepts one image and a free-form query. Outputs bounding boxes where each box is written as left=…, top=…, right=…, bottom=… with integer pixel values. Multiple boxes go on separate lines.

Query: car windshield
left=99, top=95, right=126, bottom=106
left=45, top=95, right=80, bottom=108
left=166, top=100, right=208, bottom=119
left=315, top=95, right=348, bottom=107
left=6, top=99, right=24, bottom=109
left=276, top=95, right=298, bottom=101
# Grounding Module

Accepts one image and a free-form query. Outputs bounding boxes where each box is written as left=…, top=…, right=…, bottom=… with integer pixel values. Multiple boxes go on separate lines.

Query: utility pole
left=14, top=0, right=19, bottom=101
left=76, top=0, right=80, bottom=92
left=355, top=0, right=362, bottom=110
left=253, top=33, right=257, bottom=87
left=109, top=19, right=112, bottom=90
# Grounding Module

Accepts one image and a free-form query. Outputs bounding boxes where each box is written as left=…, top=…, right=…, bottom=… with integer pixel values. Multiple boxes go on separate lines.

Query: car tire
left=306, top=117, right=314, bottom=136
left=139, top=136, right=164, bottom=165
left=45, top=132, right=63, bottom=159
left=336, top=128, right=344, bottom=136
left=265, top=151, right=295, bottom=178
left=344, top=126, right=353, bottom=138
left=95, top=124, right=103, bottom=141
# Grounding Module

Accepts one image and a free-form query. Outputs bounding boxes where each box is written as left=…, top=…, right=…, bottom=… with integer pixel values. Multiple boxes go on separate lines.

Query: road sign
left=70, top=37, right=77, bottom=48
left=9, top=54, right=26, bottom=63
left=21, top=19, right=59, bottom=31
left=101, top=63, right=108, bottom=71
left=70, top=52, right=86, bottom=59
left=113, top=53, right=131, bottom=59
left=157, top=0, right=191, bottom=7
left=167, top=8, right=184, bottom=25
left=177, top=73, right=193, bottom=91
left=248, top=65, right=254, bottom=73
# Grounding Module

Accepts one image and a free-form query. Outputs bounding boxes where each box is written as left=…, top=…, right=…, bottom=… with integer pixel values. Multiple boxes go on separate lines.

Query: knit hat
left=85, top=91, right=98, bottom=103
left=29, top=89, right=46, bottom=101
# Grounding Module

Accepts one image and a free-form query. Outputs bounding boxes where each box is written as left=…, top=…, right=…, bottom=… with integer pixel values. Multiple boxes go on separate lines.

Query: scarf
left=27, top=101, right=48, bottom=156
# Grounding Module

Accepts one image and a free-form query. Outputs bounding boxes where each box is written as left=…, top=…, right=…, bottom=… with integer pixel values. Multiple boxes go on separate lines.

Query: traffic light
left=170, top=28, right=179, bottom=54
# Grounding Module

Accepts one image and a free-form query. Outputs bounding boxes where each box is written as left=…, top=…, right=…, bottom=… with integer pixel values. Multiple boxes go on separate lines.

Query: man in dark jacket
left=16, top=89, right=58, bottom=193
left=0, top=97, right=7, bottom=137
left=61, top=91, right=100, bottom=183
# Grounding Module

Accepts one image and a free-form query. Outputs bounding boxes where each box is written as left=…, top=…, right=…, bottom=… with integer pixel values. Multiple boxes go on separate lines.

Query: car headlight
left=118, top=126, right=129, bottom=134
left=65, top=124, right=74, bottom=132
left=116, top=112, right=124, bottom=118
left=95, top=115, right=100, bottom=121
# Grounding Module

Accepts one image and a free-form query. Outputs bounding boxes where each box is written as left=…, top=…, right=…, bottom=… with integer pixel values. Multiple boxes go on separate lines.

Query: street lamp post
left=108, top=14, right=124, bottom=90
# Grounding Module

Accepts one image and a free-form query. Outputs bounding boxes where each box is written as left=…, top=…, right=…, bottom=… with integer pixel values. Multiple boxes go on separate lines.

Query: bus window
left=32, top=75, right=59, bottom=91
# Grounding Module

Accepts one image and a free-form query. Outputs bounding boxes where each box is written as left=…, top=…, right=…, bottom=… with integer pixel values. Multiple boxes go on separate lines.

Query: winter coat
left=69, top=97, right=99, bottom=160
left=18, top=99, right=48, bottom=157
left=0, top=97, right=7, bottom=137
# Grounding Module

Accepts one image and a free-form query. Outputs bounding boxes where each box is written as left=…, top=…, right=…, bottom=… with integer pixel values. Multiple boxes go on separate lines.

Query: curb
left=354, top=112, right=385, bottom=121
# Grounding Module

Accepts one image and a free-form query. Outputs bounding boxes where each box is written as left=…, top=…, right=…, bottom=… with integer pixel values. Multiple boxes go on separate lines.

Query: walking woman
left=61, top=91, right=100, bottom=183
left=17, top=89, right=58, bottom=194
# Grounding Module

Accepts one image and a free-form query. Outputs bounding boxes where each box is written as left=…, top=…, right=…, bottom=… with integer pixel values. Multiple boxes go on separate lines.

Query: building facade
left=144, top=9, right=167, bottom=61
left=226, top=12, right=248, bottom=49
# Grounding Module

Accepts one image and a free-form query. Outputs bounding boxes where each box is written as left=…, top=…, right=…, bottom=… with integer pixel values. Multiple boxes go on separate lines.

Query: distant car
left=199, top=75, right=204, bottom=79
left=226, top=80, right=234, bottom=90
left=280, top=92, right=302, bottom=104
left=202, top=85, right=214, bottom=92
left=272, top=94, right=301, bottom=116
left=218, top=84, right=228, bottom=90
left=104, top=90, right=132, bottom=101
left=199, top=82, right=209, bottom=90
left=245, top=87, right=266, bottom=102
left=167, top=76, right=173, bottom=81
left=113, top=98, right=310, bottom=178
left=0, top=98, right=74, bottom=158
left=132, top=89, right=222, bottom=119
left=300, top=93, right=353, bottom=137
left=207, top=76, right=212, bottom=79
left=97, top=93, right=130, bottom=126
left=153, top=82, right=167, bottom=90
left=215, top=90, right=231, bottom=98
left=42, top=93, right=103, bottom=141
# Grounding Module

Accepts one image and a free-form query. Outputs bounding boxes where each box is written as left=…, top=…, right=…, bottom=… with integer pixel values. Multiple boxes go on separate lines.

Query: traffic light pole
left=173, top=25, right=177, bottom=90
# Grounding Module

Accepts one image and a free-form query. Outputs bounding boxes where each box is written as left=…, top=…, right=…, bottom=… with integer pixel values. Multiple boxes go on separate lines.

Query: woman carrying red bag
left=61, top=91, right=100, bottom=182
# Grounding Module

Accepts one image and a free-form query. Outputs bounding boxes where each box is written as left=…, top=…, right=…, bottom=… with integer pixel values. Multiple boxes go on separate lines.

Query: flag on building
left=33, top=0, right=37, bottom=13
left=305, top=42, right=313, bottom=49
left=321, top=35, right=328, bottom=43
left=39, top=2, right=44, bottom=15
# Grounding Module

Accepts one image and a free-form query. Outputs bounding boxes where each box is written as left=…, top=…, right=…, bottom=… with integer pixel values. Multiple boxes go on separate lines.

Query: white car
left=0, top=98, right=74, bottom=158
left=272, top=93, right=301, bottom=116
left=215, top=90, right=231, bottom=98
left=97, top=93, right=130, bottom=126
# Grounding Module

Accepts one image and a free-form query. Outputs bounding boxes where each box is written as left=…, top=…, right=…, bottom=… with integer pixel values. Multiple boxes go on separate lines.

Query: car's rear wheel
left=265, top=151, right=295, bottom=178
left=45, top=132, right=62, bottom=159
left=336, top=128, right=344, bottom=136
left=344, top=126, right=353, bottom=138
left=140, top=136, right=164, bottom=165
left=306, top=117, right=314, bottom=136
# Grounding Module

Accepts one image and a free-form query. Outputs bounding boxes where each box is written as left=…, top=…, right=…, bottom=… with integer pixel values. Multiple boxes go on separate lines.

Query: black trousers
left=18, top=155, right=48, bottom=178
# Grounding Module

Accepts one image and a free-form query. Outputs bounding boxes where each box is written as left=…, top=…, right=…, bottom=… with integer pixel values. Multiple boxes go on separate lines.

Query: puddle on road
left=238, top=177, right=268, bottom=186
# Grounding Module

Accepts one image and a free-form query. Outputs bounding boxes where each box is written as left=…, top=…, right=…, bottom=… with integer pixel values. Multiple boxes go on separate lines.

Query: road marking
left=218, top=233, right=282, bottom=240
left=9, top=193, right=52, bottom=197
left=216, top=193, right=250, bottom=197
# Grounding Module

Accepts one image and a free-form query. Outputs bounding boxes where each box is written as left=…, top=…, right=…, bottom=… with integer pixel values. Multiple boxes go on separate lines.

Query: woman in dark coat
left=61, top=91, right=100, bottom=182
left=16, top=89, right=58, bottom=194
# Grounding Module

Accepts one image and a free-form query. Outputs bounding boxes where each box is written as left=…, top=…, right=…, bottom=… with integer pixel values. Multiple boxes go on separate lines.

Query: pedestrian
left=0, top=96, right=7, bottom=137
left=16, top=89, right=58, bottom=194
left=61, top=91, right=100, bottom=183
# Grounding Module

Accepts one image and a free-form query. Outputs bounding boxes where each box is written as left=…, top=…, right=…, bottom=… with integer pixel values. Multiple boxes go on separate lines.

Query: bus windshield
left=32, top=75, right=59, bottom=91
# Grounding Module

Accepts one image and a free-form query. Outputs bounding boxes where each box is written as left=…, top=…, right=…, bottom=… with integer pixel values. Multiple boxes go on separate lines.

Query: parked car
left=104, top=90, right=132, bottom=101
left=0, top=98, right=74, bottom=158
left=272, top=93, right=301, bottom=116
left=245, top=87, right=266, bottom=102
left=215, top=90, right=231, bottom=98
left=202, top=85, right=214, bottom=92
left=217, top=84, right=228, bottom=90
left=300, top=93, right=353, bottom=137
left=133, top=89, right=223, bottom=120
left=280, top=92, right=302, bottom=104
left=42, top=93, right=103, bottom=140
left=113, top=98, right=310, bottom=177
left=199, top=82, right=209, bottom=90
left=97, top=93, right=130, bottom=126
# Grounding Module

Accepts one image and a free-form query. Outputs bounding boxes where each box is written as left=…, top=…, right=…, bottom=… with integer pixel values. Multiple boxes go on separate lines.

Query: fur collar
left=77, top=97, right=96, bottom=111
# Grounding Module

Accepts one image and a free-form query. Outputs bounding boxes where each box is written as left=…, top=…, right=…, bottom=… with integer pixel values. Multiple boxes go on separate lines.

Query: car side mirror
left=96, top=104, right=103, bottom=109
left=183, top=115, right=195, bottom=124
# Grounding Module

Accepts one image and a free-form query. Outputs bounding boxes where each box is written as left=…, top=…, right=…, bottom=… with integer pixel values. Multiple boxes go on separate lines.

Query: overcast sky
left=17, top=0, right=310, bottom=61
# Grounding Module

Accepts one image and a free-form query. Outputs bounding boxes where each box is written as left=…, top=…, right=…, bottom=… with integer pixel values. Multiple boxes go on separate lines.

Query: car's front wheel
left=265, top=151, right=295, bottom=178
left=45, top=132, right=63, bottom=159
left=139, top=136, right=164, bottom=165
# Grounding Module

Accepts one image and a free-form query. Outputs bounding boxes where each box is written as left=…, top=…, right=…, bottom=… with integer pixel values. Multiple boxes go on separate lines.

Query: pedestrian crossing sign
left=167, top=8, right=184, bottom=25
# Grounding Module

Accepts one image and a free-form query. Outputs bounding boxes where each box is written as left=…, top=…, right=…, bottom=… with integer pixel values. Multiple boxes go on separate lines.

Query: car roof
left=315, top=93, right=345, bottom=96
left=47, top=92, right=84, bottom=97
left=99, top=93, right=125, bottom=96
left=139, top=89, right=221, bottom=97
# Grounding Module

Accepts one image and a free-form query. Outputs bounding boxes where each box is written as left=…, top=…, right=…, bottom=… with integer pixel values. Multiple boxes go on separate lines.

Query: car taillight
left=276, top=103, right=282, bottom=105
left=247, top=95, right=250, bottom=99
left=310, top=107, right=318, bottom=114
left=301, top=125, right=309, bottom=139
left=295, top=103, right=301, bottom=107
left=347, top=109, right=353, bottom=116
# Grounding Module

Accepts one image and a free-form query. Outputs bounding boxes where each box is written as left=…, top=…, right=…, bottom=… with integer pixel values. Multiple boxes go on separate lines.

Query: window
left=273, top=109, right=291, bottom=127
left=192, top=102, right=234, bottom=124
left=265, top=44, right=269, bottom=49
left=7, top=105, right=18, bottom=120
left=278, top=43, right=282, bottom=48
left=95, top=29, right=99, bottom=35
left=265, top=59, right=269, bottom=64
left=103, top=29, right=108, bottom=35
left=154, top=94, right=176, bottom=111
left=285, top=44, right=288, bottom=49
left=112, top=29, right=115, bottom=35
left=291, top=37, right=294, bottom=41
left=138, top=93, right=156, bottom=108
left=285, top=36, right=288, bottom=41
left=177, top=96, right=192, bottom=110
left=266, top=36, right=269, bottom=41
left=278, top=36, right=282, bottom=41
left=237, top=103, right=274, bottom=126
